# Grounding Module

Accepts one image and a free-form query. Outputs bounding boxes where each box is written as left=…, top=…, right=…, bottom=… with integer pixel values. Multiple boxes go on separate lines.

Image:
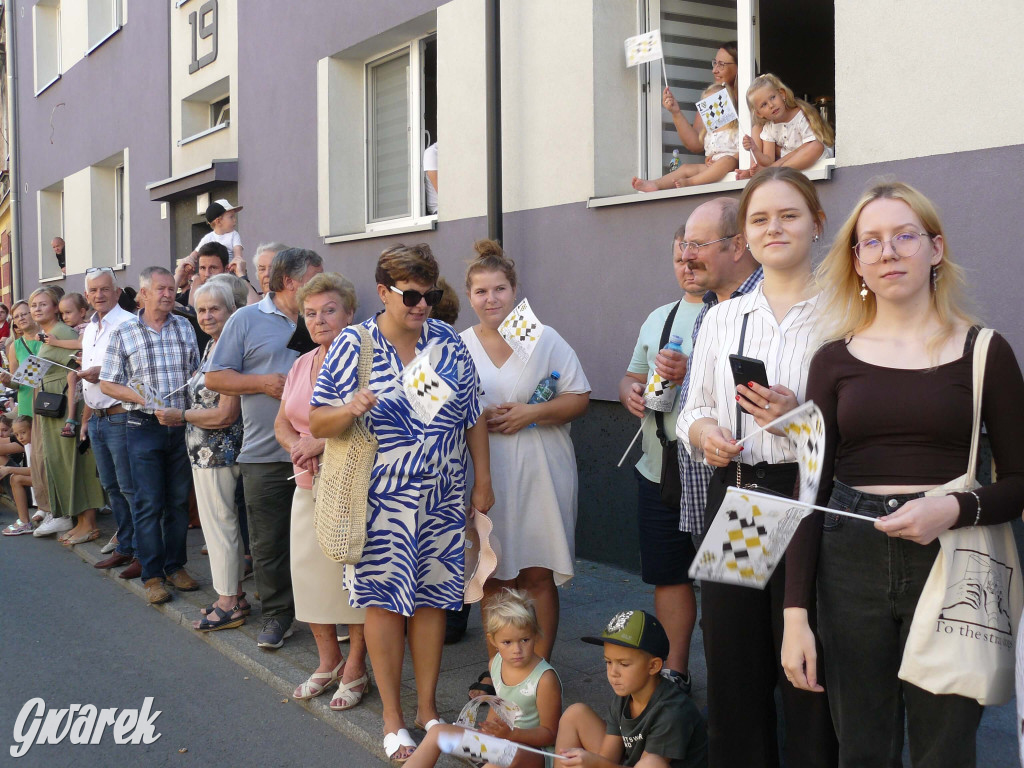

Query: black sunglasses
left=389, top=285, right=444, bottom=307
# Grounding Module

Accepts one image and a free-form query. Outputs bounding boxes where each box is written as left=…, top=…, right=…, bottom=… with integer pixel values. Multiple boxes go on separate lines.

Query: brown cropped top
left=785, top=330, right=1024, bottom=609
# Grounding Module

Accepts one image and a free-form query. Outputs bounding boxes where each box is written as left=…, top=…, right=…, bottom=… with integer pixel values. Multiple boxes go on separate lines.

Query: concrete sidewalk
left=33, top=514, right=1019, bottom=766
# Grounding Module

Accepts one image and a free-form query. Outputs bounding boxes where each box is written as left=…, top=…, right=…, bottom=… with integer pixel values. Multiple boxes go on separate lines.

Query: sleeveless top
left=488, top=653, right=559, bottom=731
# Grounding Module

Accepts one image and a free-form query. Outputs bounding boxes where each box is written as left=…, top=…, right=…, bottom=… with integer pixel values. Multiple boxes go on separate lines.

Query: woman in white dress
left=462, top=239, right=591, bottom=663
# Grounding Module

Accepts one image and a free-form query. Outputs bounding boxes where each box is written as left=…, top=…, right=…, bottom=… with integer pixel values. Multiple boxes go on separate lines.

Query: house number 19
left=188, top=0, right=218, bottom=74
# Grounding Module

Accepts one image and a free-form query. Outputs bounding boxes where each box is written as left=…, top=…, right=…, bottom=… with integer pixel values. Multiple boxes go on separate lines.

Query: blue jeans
left=125, top=413, right=190, bottom=582
left=818, top=481, right=983, bottom=768
left=90, top=412, right=136, bottom=557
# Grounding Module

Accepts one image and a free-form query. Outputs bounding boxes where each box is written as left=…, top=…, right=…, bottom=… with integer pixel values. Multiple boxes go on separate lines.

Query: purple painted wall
left=232, top=2, right=1024, bottom=400
left=14, top=0, right=171, bottom=292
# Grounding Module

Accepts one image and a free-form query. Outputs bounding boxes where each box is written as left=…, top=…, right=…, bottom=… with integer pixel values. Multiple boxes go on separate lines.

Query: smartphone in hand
left=729, top=354, right=770, bottom=391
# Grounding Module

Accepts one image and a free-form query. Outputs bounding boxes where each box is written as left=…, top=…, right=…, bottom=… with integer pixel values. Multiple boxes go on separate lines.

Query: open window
left=639, top=0, right=835, bottom=180
left=365, top=34, right=437, bottom=226
left=37, top=181, right=65, bottom=281
left=33, top=0, right=61, bottom=94
left=180, top=76, right=230, bottom=146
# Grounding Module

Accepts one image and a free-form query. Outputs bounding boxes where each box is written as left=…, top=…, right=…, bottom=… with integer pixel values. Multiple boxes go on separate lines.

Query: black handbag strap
left=654, top=302, right=681, bottom=447
left=734, top=312, right=751, bottom=442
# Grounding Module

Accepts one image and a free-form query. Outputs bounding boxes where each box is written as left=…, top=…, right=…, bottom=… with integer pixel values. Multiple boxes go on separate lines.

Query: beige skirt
left=289, top=486, right=366, bottom=625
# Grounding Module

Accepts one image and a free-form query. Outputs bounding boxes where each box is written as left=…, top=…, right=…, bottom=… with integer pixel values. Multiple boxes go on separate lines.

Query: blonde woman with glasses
left=782, top=181, right=1024, bottom=767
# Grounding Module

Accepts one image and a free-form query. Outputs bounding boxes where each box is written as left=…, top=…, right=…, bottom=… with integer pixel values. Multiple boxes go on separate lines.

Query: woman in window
left=678, top=167, right=837, bottom=767
left=310, top=244, right=493, bottom=763
left=661, top=42, right=738, bottom=155
left=782, top=181, right=1024, bottom=767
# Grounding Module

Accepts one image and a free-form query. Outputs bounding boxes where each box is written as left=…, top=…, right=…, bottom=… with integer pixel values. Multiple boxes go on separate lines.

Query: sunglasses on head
left=389, top=285, right=444, bottom=307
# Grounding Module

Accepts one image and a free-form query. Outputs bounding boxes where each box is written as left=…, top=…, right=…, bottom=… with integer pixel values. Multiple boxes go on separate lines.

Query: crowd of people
left=632, top=44, right=835, bottom=193
left=1, top=170, right=1021, bottom=768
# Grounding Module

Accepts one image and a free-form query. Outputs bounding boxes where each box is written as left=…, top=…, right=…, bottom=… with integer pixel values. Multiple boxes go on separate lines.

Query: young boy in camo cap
left=556, top=609, right=707, bottom=768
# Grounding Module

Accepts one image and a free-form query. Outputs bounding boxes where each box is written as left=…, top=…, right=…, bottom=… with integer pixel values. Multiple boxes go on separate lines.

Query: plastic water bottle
left=660, top=334, right=685, bottom=393
left=668, top=149, right=681, bottom=172
left=526, top=371, right=560, bottom=428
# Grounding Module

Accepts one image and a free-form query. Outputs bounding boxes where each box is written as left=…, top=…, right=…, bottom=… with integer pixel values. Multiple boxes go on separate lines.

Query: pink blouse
left=281, top=349, right=320, bottom=490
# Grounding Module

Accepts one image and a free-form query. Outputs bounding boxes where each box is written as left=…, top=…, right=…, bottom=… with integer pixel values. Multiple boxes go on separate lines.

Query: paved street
left=0, top=502, right=1017, bottom=766
left=0, top=517, right=379, bottom=768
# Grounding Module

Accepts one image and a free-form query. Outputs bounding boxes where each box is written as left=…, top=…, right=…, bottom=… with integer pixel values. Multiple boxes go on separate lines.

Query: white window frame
left=638, top=0, right=750, bottom=179
left=363, top=33, right=435, bottom=231
left=114, top=163, right=126, bottom=267
left=33, top=0, right=63, bottom=96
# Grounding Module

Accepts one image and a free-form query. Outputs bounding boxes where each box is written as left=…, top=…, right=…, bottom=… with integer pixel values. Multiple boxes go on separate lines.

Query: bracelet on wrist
left=968, top=490, right=982, bottom=526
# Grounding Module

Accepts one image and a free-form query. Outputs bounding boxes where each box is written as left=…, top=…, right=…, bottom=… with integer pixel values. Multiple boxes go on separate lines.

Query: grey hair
left=84, top=266, right=118, bottom=292
left=207, top=273, right=248, bottom=310
left=193, top=280, right=238, bottom=316
left=254, top=241, right=287, bottom=270
left=139, top=266, right=173, bottom=290
left=269, top=248, right=323, bottom=293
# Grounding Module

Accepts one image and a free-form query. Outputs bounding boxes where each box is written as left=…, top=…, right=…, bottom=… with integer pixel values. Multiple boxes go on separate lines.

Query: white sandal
left=382, top=728, right=415, bottom=763
left=330, top=673, right=369, bottom=711
left=293, top=658, right=344, bottom=700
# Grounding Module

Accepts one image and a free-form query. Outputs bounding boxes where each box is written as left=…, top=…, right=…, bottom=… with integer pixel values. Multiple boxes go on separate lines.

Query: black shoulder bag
left=35, top=383, right=68, bottom=418
left=655, top=302, right=682, bottom=510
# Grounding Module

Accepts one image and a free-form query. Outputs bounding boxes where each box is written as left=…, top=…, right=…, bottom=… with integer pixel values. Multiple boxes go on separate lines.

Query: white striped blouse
left=677, top=284, right=820, bottom=466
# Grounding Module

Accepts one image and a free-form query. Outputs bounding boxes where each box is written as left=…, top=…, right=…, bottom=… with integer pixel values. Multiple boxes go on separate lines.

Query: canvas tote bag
left=312, top=325, right=378, bottom=564
left=898, top=328, right=1023, bottom=706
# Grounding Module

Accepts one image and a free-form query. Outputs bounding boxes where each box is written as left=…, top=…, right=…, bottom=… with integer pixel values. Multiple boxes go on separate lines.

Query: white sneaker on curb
left=33, top=514, right=72, bottom=537
left=31, top=513, right=53, bottom=536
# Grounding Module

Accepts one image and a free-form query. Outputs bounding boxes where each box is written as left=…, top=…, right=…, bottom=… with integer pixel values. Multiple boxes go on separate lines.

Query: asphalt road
left=0, top=527, right=381, bottom=767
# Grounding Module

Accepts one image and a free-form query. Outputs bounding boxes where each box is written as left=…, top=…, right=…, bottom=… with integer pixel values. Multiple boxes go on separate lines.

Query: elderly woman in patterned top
left=310, top=243, right=494, bottom=762
left=156, top=280, right=245, bottom=631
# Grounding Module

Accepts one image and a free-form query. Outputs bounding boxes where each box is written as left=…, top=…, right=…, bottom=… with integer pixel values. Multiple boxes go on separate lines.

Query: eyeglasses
left=711, top=59, right=735, bottom=69
left=853, top=232, right=932, bottom=264
left=389, top=285, right=444, bottom=307
left=85, top=267, right=115, bottom=275
left=677, top=234, right=739, bottom=257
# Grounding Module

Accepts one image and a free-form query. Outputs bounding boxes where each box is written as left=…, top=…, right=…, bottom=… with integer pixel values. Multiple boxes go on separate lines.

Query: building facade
left=11, top=0, right=1024, bottom=568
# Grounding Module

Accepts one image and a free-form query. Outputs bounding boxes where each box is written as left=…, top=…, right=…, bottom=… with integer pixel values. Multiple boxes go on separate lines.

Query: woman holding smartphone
left=678, top=167, right=837, bottom=768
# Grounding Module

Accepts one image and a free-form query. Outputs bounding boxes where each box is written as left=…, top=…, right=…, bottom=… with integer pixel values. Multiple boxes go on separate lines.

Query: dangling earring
left=931, top=265, right=939, bottom=293
left=859, top=279, right=869, bottom=302
left=813, top=233, right=819, bottom=242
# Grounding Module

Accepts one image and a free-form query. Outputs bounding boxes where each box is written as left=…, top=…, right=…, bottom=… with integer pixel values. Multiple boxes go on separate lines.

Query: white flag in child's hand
left=402, top=344, right=453, bottom=425
left=695, top=88, right=739, bottom=132
left=689, top=487, right=813, bottom=588
left=772, top=401, right=825, bottom=505
left=624, top=30, right=664, bottom=67
left=498, top=299, right=544, bottom=363
left=437, top=729, right=519, bottom=768
left=643, top=370, right=677, bottom=412
left=11, top=355, right=54, bottom=388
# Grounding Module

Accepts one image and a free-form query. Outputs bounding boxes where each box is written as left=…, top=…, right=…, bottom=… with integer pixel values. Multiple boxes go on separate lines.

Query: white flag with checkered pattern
left=498, top=298, right=544, bottom=363
left=402, top=344, right=452, bottom=425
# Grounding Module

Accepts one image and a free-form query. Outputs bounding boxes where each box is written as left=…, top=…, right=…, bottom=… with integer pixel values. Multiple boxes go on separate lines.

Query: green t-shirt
left=12, top=336, right=41, bottom=417
left=605, top=677, right=708, bottom=768
left=627, top=299, right=704, bottom=482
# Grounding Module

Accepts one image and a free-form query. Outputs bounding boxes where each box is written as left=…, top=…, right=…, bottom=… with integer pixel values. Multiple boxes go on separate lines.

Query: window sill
left=586, top=161, right=836, bottom=209
left=40, top=275, right=64, bottom=284
left=178, top=121, right=230, bottom=147
left=34, top=74, right=62, bottom=98
left=86, top=25, right=122, bottom=56
left=323, top=217, right=437, bottom=244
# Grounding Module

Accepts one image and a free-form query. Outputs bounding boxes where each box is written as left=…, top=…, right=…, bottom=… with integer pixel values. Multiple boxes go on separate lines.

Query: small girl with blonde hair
left=404, top=588, right=562, bottom=768
left=45, top=292, right=89, bottom=438
left=739, top=73, right=834, bottom=178
left=633, top=82, right=740, bottom=192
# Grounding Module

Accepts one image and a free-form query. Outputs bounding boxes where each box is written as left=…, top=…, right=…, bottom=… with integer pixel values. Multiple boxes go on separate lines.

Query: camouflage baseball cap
left=581, top=610, right=669, bottom=660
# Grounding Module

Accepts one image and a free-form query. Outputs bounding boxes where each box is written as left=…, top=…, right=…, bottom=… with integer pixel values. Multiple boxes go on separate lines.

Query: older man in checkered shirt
left=101, top=266, right=200, bottom=606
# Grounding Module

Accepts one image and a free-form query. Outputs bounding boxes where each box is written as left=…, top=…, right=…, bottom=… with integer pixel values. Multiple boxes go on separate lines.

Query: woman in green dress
left=29, top=287, right=105, bottom=543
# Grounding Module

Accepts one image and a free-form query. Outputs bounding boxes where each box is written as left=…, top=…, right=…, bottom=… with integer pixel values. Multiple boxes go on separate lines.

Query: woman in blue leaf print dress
left=310, top=243, right=494, bottom=763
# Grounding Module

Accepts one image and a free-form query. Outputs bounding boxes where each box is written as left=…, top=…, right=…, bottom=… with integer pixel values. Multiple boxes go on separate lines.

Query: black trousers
left=701, top=462, right=838, bottom=768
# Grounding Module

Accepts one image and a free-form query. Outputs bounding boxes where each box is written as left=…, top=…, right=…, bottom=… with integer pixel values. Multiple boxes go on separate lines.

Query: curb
left=68, top=537, right=462, bottom=765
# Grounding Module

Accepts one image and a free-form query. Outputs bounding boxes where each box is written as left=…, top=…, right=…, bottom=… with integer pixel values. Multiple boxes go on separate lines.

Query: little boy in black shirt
left=557, top=610, right=707, bottom=768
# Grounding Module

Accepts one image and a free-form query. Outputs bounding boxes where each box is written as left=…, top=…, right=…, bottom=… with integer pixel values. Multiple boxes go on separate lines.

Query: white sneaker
left=32, top=513, right=53, bottom=537
left=33, top=514, right=72, bottom=537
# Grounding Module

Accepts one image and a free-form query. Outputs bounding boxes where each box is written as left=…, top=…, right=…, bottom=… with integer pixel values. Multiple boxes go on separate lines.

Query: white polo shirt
left=81, top=304, right=135, bottom=410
